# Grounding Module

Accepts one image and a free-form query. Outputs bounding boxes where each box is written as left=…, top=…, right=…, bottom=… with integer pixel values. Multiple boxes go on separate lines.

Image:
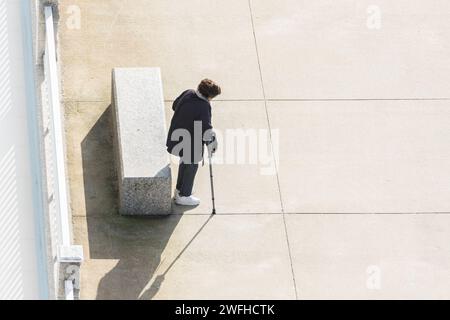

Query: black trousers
left=176, top=161, right=199, bottom=197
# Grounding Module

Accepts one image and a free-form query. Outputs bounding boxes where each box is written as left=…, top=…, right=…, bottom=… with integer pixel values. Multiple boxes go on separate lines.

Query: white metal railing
left=43, top=5, right=83, bottom=300
left=44, top=6, right=71, bottom=248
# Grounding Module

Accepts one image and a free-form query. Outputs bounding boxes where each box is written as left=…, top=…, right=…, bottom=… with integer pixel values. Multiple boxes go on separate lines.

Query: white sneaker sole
left=175, top=199, right=200, bottom=206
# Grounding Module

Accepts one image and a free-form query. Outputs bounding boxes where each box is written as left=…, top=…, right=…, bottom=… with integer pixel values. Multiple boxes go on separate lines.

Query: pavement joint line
left=164, top=98, right=450, bottom=103
left=73, top=212, right=450, bottom=219
left=247, top=0, right=299, bottom=300
left=266, top=98, right=450, bottom=101
left=284, top=212, right=450, bottom=215
left=247, top=0, right=285, bottom=215
left=63, top=98, right=450, bottom=103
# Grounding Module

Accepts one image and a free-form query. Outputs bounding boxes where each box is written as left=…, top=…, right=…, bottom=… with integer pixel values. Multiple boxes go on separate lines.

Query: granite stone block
left=112, top=68, right=172, bottom=215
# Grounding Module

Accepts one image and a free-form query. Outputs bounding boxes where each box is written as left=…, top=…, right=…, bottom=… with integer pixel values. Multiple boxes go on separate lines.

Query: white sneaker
left=175, top=195, right=201, bottom=206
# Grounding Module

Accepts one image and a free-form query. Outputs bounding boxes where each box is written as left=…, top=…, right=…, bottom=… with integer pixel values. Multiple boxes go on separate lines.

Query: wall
left=0, top=0, right=47, bottom=300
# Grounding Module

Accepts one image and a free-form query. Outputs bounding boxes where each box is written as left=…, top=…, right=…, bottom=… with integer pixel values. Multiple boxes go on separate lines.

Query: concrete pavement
left=59, top=0, right=450, bottom=299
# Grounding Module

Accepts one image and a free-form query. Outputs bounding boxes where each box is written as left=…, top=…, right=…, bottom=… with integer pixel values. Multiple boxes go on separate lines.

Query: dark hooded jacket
left=166, top=90, right=213, bottom=164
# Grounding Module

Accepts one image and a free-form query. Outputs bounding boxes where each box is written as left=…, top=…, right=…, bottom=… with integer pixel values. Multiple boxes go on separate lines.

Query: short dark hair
left=198, top=79, right=222, bottom=100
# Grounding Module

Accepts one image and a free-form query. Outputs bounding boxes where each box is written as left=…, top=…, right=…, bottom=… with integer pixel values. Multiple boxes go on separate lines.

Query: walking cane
left=207, top=146, right=217, bottom=215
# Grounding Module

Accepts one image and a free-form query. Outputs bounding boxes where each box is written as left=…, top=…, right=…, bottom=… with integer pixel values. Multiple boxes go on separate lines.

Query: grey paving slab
left=143, top=215, right=295, bottom=300
left=251, top=0, right=450, bottom=99
left=286, top=214, right=450, bottom=299
left=59, top=0, right=263, bottom=101
left=268, top=100, right=450, bottom=213
left=75, top=215, right=295, bottom=300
